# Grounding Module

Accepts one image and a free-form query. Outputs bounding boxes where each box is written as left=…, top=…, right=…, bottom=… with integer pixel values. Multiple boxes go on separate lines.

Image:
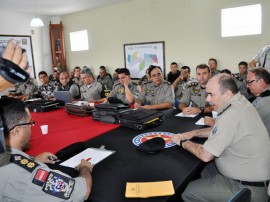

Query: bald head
left=59, top=72, right=70, bottom=86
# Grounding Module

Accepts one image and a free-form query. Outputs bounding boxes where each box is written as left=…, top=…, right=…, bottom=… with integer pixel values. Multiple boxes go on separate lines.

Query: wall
left=62, top=0, right=270, bottom=77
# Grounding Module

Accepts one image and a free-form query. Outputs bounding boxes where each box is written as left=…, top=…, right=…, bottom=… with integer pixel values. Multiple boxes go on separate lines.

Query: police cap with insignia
left=137, top=137, right=166, bottom=153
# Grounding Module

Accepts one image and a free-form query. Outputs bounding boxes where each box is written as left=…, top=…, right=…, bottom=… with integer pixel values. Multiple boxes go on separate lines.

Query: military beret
left=137, top=137, right=165, bottom=153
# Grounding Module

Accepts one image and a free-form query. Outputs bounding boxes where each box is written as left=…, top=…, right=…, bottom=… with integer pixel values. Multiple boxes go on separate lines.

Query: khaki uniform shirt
left=109, top=82, right=139, bottom=104
left=179, top=81, right=210, bottom=108
left=252, top=86, right=270, bottom=136
left=72, top=77, right=83, bottom=87
left=16, top=78, right=38, bottom=96
left=137, top=81, right=175, bottom=105
left=98, top=75, right=113, bottom=90
left=80, top=80, right=104, bottom=101
left=175, top=78, right=196, bottom=100
left=0, top=147, right=87, bottom=202
left=204, top=93, right=270, bottom=181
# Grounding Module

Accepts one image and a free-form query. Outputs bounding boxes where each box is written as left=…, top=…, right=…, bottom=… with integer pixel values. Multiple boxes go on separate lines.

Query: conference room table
left=28, top=108, right=208, bottom=202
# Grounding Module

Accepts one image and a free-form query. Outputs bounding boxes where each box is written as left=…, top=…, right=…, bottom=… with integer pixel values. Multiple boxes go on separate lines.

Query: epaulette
left=234, top=75, right=243, bottom=82
left=163, top=80, right=171, bottom=85
left=114, top=82, right=121, bottom=87
left=218, top=104, right=231, bottom=116
left=143, top=80, right=152, bottom=85
left=10, top=154, right=39, bottom=173
left=186, top=81, right=199, bottom=88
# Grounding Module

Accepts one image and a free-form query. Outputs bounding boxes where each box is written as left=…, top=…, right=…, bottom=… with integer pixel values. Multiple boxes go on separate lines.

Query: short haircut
left=249, top=68, right=270, bottom=85
left=60, top=71, right=69, bottom=77
left=38, top=71, right=48, bottom=77
left=80, top=67, right=93, bottom=77
left=238, top=61, right=248, bottom=68
left=220, top=69, right=232, bottom=75
left=73, top=66, right=81, bottom=71
left=181, top=66, right=190, bottom=73
left=114, top=68, right=120, bottom=73
left=117, top=68, right=130, bottom=76
left=208, top=58, right=217, bottom=65
left=0, top=97, right=28, bottom=137
left=171, top=62, right=178, bottom=66
left=99, top=66, right=106, bottom=71
left=196, top=64, right=210, bottom=72
left=148, top=65, right=162, bottom=76
left=216, top=74, right=238, bottom=94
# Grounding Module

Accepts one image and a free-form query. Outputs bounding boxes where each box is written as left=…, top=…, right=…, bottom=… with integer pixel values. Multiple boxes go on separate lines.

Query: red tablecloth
left=26, top=108, right=119, bottom=156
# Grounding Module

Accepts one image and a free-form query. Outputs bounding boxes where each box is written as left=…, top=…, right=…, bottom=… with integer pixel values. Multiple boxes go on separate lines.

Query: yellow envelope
left=125, top=180, right=175, bottom=198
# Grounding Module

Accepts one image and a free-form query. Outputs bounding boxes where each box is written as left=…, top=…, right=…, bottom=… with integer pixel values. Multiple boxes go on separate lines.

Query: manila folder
left=125, top=180, right=175, bottom=198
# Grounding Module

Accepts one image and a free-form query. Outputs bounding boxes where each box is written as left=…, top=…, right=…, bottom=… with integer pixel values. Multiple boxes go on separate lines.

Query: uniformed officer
left=0, top=97, right=93, bottom=201
left=58, top=72, right=81, bottom=99
left=179, top=64, right=213, bottom=114
left=172, top=74, right=270, bottom=202
left=234, top=61, right=248, bottom=81
left=172, top=66, right=196, bottom=101
left=208, top=58, right=220, bottom=77
left=38, top=71, right=58, bottom=100
left=72, top=66, right=83, bottom=87
left=108, top=68, right=139, bottom=104
left=135, top=65, right=175, bottom=110
left=8, top=77, right=38, bottom=100
left=97, top=66, right=113, bottom=90
left=80, top=67, right=105, bottom=102
left=247, top=68, right=270, bottom=136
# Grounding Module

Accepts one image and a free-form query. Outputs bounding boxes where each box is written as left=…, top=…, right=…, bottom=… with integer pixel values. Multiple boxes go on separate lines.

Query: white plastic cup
left=212, top=111, right=218, bottom=119
left=40, top=125, right=48, bottom=135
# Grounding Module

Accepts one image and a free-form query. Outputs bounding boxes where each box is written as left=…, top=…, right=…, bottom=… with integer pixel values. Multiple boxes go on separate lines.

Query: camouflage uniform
left=38, top=81, right=58, bottom=99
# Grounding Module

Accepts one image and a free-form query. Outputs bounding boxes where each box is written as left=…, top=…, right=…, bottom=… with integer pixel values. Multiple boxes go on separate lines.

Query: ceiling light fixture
left=30, top=0, right=44, bottom=27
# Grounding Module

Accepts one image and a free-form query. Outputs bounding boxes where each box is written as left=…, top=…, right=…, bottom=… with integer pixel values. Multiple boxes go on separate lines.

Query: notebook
left=54, top=91, right=72, bottom=103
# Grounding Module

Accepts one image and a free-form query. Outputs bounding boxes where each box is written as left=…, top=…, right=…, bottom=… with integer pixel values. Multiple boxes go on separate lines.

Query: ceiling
left=0, top=0, right=132, bottom=16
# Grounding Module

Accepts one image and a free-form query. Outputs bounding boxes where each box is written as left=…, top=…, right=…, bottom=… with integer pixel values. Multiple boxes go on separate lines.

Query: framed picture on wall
left=124, top=41, right=165, bottom=79
left=0, top=35, right=36, bottom=78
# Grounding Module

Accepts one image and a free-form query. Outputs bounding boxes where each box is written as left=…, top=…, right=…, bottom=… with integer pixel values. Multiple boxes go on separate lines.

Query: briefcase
left=119, top=108, right=164, bottom=130
left=65, top=102, right=94, bottom=117
left=92, top=103, right=130, bottom=123
left=26, top=99, right=59, bottom=112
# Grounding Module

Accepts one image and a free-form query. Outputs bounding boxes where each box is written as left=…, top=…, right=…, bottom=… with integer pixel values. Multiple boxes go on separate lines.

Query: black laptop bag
left=65, top=103, right=94, bottom=117
left=92, top=103, right=130, bottom=123
left=119, top=108, right=164, bottom=130
left=26, top=99, right=59, bottom=112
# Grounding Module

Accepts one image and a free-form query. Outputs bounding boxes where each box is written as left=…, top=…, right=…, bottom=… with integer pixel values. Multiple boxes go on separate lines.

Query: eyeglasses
left=151, top=73, right=162, bottom=78
left=9, top=121, right=35, bottom=132
left=246, top=78, right=259, bottom=86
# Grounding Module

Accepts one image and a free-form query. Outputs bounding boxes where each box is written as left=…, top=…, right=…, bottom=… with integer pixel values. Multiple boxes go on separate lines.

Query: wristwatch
left=180, top=139, right=188, bottom=147
left=200, top=107, right=204, bottom=113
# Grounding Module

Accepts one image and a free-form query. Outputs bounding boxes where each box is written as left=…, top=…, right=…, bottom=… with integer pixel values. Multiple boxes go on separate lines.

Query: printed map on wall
left=124, top=41, right=165, bottom=79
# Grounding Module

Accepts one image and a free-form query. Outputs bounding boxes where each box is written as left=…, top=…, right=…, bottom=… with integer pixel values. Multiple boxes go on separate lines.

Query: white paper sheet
left=60, top=148, right=115, bottom=168
left=175, top=112, right=198, bottom=118
left=195, top=117, right=205, bottom=125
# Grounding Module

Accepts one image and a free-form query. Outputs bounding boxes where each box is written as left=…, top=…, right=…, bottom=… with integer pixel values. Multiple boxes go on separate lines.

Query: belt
left=236, top=180, right=269, bottom=187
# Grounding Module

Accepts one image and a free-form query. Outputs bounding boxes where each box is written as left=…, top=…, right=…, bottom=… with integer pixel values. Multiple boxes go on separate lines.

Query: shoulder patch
left=211, top=125, right=219, bottom=135
left=43, top=171, right=75, bottom=200
left=164, top=80, right=171, bottom=85
left=10, top=154, right=39, bottom=173
left=32, top=169, right=49, bottom=187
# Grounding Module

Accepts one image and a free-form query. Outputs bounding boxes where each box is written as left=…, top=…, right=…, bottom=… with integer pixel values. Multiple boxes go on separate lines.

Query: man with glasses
left=246, top=68, right=270, bottom=135
left=0, top=97, right=93, bottom=201
left=179, top=64, right=214, bottom=115
left=0, top=41, right=93, bottom=201
left=135, top=65, right=174, bottom=110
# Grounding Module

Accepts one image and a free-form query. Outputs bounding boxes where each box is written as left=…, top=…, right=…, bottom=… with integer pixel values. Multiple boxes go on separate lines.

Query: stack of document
left=125, top=180, right=175, bottom=198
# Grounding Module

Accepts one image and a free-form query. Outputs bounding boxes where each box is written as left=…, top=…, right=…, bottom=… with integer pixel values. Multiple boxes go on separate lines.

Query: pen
left=188, top=101, right=192, bottom=107
left=48, top=156, right=61, bottom=162
left=85, top=157, right=92, bottom=162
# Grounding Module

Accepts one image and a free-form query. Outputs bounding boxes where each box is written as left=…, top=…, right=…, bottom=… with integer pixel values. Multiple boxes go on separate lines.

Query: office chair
left=228, top=188, right=251, bottom=202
